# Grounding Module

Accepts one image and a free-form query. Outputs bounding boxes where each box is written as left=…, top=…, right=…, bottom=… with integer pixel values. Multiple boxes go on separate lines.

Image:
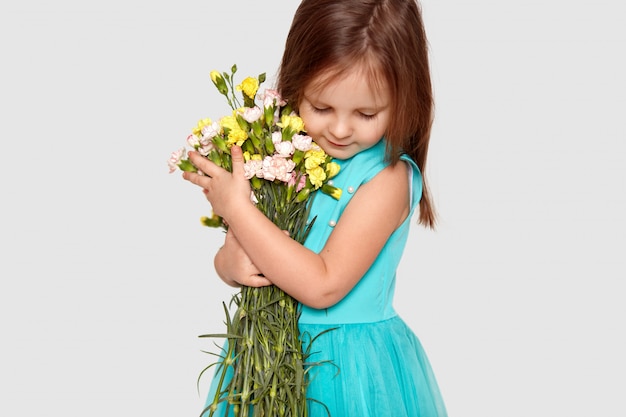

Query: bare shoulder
left=372, top=160, right=411, bottom=188
left=345, top=160, right=411, bottom=229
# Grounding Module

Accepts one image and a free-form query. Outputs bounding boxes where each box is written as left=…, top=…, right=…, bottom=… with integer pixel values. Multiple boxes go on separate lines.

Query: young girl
left=184, top=0, right=447, bottom=415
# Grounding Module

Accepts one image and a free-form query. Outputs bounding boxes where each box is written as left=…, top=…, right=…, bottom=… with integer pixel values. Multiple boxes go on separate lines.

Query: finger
left=230, top=145, right=245, bottom=179
left=187, top=151, right=217, bottom=177
left=237, top=274, right=272, bottom=288
left=182, top=170, right=210, bottom=189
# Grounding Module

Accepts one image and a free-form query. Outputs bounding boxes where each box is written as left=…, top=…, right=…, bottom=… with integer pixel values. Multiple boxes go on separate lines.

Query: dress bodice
left=300, top=140, right=423, bottom=324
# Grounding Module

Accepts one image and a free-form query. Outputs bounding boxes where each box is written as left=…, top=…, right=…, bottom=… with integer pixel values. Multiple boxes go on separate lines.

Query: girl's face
left=299, top=66, right=391, bottom=160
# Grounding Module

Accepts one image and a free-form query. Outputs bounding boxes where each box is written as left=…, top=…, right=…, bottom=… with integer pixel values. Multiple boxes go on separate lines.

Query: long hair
left=277, top=0, right=436, bottom=228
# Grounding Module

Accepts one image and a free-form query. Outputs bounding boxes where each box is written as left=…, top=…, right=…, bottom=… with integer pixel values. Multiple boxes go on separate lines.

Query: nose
left=328, top=116, right=352, bottom=139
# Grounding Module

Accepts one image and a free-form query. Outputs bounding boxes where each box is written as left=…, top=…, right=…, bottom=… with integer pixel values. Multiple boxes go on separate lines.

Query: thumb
left=230, top=145, right=245, bottom=177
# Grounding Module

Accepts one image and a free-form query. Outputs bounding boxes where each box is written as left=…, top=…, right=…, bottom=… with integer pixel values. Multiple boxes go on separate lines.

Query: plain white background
left=1, top=1, right=624, bottom=416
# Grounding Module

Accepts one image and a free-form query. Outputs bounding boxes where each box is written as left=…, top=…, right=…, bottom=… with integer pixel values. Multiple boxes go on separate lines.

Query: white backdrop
left=1, top=1, right=624, bottom=416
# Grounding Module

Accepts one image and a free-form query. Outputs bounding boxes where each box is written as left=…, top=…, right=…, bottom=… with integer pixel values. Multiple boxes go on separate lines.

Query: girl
left=184, top=0, right=447, bottom=415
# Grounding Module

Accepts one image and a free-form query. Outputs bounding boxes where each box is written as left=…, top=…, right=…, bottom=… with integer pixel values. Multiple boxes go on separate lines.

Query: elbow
left=299, top=290, right=346, bottom=310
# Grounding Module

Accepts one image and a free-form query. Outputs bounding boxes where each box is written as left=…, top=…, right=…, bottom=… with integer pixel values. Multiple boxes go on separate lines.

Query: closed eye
left=310, top=104, right=330, bottom=114
left=359, top=112, right=377, bottom=120
left=308, top=101, right=378, bottom=120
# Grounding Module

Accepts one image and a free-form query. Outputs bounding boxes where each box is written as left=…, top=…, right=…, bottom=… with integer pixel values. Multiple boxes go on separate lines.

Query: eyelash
left=311, top=106, right=329, bottom=114
left=310, top=105, right=377, bottom=120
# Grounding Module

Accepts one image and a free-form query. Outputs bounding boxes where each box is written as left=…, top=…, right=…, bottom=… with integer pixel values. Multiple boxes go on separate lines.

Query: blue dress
left=298, top=140, right=447, bottom=416
left=204, top=140, right=447, bottom=416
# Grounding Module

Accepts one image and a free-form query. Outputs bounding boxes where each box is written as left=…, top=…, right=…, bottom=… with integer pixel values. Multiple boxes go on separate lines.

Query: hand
left=215, top=229, right=272, bottom=288
left=182, top=146, right=251, bottom=220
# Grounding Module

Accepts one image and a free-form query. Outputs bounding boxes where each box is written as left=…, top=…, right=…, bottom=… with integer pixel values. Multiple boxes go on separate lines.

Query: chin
left=327, top=149, right=357, bottom=160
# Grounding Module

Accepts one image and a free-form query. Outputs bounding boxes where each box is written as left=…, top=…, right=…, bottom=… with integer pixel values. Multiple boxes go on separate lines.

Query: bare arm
left=214, top=228, right=271, bottom=288
left=183, top=146, right=410, bottom=309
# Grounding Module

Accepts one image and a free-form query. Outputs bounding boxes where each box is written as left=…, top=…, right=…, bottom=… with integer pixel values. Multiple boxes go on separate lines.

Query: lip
left=327, top=139, right=349, bottom=148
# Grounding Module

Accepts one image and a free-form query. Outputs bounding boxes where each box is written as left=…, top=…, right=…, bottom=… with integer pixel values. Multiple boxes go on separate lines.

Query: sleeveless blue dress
left=204, top=140, right=447, bottom=416
left=298, top=140, right=447, bottom=416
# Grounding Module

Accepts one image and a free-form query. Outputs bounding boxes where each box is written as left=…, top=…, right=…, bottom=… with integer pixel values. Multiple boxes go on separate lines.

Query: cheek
left=372, top=115, right=390, bottom=137
left=300, top=110, right=322, bottom=136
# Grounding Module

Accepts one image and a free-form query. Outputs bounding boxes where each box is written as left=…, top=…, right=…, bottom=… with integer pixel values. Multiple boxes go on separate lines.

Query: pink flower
left=262, top=155, right=295, bottom=182
left=187, top=132, right=215, bottom=156
left=243, top=159, right=264, bottom=180
left=186, top=134, right=200, bottom=148
left=198, top=134, right=213, bottom=147
left=272, top=131, right=282, bottom=144
left=201, top=121, right=221, bottom=140
left=198, top=142, right=215, bottom=156
left=292, top=134, right=313, bottom=151
left=167, top=147, right=185, bottom=173
left=274, top=141, right=295, bottom=157
left=262, top=89, right=286, bottom=108
left=288, top=172, right=307, bottom=192
left=241, top=106, right=263, bottom=123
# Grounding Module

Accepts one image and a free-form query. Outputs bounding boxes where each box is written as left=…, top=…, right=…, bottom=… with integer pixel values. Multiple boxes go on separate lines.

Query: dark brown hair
left=277, top=0, right=436, bottom=228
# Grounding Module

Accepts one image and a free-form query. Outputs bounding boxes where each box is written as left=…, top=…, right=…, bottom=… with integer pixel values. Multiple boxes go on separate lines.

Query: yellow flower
left=304, top=147, right=326, bottom=170
left=220, top=115, right=239, bottom=131
left=307, top=166, right=326, bottom=188
left=192, top=118, right=212, bottom=137
left=220, top=115, right=248, bottom=146
left=227, top=127, right=247, bottom=146
left=325, top=162, right=340, bottom=179
left=236, top=76, right=259, bottom=99
left=250, top=154, right=262, bottom=161
left=279, top=115, right=305, bottom=133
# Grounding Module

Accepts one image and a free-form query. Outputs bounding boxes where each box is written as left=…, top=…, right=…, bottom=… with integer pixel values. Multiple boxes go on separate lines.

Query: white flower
left=167, top=147, right=185, bottom=173
left=262, top=155, right=295, bottom=182
left=274, top=141, right=295, bottom=157
left=198, top=143, right=215, bottom=156
left=201, top=121, right=221, bottom=140
left=243, top=159, right=264, bottom=180
left=186, top=134, right=200, bottom=148
left=262, top=89, right=286, bottom=108
left=292, top=134, right=313, bottom=151
left=241, top=106, right=263, bottom=123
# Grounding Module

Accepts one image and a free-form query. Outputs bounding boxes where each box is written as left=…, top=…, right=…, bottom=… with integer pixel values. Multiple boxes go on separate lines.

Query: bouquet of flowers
left=168, top=65, right=341, bottom=417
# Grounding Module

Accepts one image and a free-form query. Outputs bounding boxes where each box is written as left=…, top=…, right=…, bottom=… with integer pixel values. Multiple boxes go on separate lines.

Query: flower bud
left=250, top=176, right=263, bottom=190
left=213, top=136, right=228, bottom=153
left=177, top=159, right=198, bottom=173
left=264, top=134, right=275, bottom=154
left=322, top=184, right=342, bottom=200
left=200, top=213, right=223, bottom=228
left=208, top=150, right=222, bottom=166
left=295, top=187, right=310, bottom=203
left=210, top=70, right=228, bottom=95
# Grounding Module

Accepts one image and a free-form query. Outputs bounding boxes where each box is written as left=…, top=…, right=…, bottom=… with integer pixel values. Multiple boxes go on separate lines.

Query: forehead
left=304, top=63, right=389, bottom=103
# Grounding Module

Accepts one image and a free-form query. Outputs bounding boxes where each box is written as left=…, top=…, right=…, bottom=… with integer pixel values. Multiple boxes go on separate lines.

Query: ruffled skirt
left=203, top=316, right=446, bottom=417
left=300, top=316, right=446, bottom=417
